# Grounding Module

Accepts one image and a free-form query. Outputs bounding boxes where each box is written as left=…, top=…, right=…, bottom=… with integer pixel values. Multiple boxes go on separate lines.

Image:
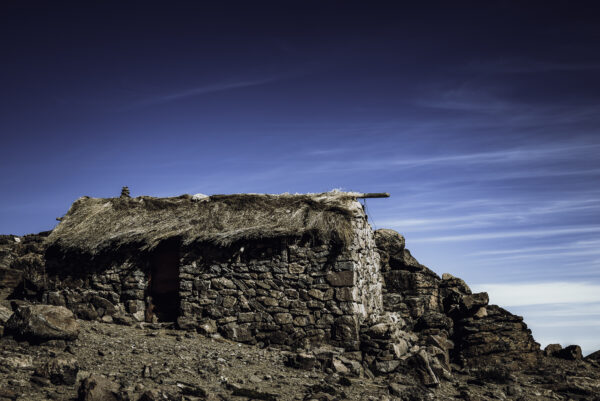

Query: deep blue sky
left=1, top=1, right=599, bottom=353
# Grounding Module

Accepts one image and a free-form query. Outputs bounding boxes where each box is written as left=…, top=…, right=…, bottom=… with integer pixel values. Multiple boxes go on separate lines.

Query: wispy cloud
left=136, top=76, right=280, bottom=106
left=472, top=282, right=600, bottom=306
left=411, top=226, right=600, bottom=243
left=471, top=239, right=600, bottom=257
left=305, top=142, right=600, bottom=176
left=465, top=59, right=600, bottom=74
left=381, top=199, right=600, bottom=232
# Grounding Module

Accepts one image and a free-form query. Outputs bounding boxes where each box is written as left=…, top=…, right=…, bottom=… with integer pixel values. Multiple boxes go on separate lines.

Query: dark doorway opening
left=148, top=240, right=181, bottom=322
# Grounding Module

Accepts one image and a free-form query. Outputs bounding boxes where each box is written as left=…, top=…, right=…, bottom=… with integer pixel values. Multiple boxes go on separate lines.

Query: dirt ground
left=1, top=319, right=598, bottom=401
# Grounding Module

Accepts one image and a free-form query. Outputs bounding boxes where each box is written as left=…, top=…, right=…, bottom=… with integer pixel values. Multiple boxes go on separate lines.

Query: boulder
left=284, top=351, right=319, bottom=370
left=5, top=304, right=79, bottom=343
left=460, top=292, right=489, bottom=312
left=374, top=229, right=405, bottom=271
left=558, top=345, right=583, bottom=360
left=34, top=356, right=79, bottom=385
left=544, top=343, right=562, bottom=357
left=441, top=273, right=472, bottom=295
left=78, top=374, right=122, bottom=401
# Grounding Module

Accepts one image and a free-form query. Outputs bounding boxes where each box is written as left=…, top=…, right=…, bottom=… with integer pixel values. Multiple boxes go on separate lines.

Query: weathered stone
left=77, top=374, right=121, bottom=401
left=412, top=349, right=440, bottom=387
left=335, top=287, right=358, bottom=302
left=288, top=263, right=305, bottom=274
left=460, top=292, right=489, bottom=312
left=228, top=383, right=277, bottom=401
left=176, top=381, right=207, bottom=397
left=441, top=273, right=471, bottom=294
left=374, top=359, right=400, bottom=374
left=0, top=305, right=12, bottom=324
left=557, top=345, right=583, bottom=360
left=367, top=323, right=389, bottom=339
left=198, top=319, right=217, bottom=335
left=544, top=343, right=562, bottom=357
left=285, top=352, right=319, bottom=370
left=221, top=322, right=253, bottom=342
left=6, top=305, right=79, bottom=343
left=138, top=390, right=161, bottom=401
left=332, top=358, right=350, bottom=374
left=211, top=277, right=236, bottom=290
left=326, top=271, right=356, bottom=287
left=274, top=312, right=293, bottom=325
left=293, top=315, right=309, bottom=326
left=35, top=356, right=79, bottom=385
left=474, top=306, right=487, bottom=318
left=222, top=295, right=237, bottom=308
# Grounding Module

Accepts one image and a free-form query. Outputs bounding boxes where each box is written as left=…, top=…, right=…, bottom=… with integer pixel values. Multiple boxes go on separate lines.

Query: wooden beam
left=356, top=193, right=390, bottom=199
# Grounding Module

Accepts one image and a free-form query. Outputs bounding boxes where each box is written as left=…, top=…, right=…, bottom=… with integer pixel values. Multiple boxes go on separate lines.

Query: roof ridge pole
left=355, top=193, right=390, bottom=199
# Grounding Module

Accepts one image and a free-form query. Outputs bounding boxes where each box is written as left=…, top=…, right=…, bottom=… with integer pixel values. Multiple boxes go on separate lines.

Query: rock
left=415, top=312, right=452, bottom=331
left=30, top=375, right=51, bottom=387
left=441, top=273, right=471, bottom=294
left=544, top=343, right=562, bottom=357
left=198, top=319, right=217, bottom=335
left=221, top=322, right=253, bottom=342
left=374, top=359, right=400, bottom=374
left=211, top=277, right=236, bottom=290
left=5, top=304, right=79, bottom=343
left=387, top=383, right=424, bottom=399
left=285, top=352, right=319, bottom=370
left=0, top=355, right=34, bottom=369
left=176, top=381, right=207, bottom=397
left=137, top=390, right=161, bottom=401
left=78, top=374, right=122, bottom=401
left=374, top=229, right=405, bottom=272
left=558, top=345, right=583, bottom=360
left=473, top=307, right=487, bottom=318
left=412, top=349, right=440, bottom=387
left=332, top=358, right=350, bottom=375
left=460, top=292, right=489, bottom=312
left=35, top=356, right=79, bottom=385
left=0, top=388, right=18, bottom=401
left=228, top=383, right=278, bottom=401
left=112, top=313, right=134, bottom=326
left=326, top=271, right=356, bottom=287
left=584, top=349, right=600, bottom=362
left=0, top=305, right=12, bottom=324
left=367, top=323, right=389, bottom=339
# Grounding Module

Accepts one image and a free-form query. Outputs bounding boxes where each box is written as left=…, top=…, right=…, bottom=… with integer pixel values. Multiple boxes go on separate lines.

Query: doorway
left=148, top=240, right=181, bottom=321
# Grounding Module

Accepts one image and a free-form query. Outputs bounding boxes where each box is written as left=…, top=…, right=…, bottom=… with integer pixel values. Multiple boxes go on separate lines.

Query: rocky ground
left=1, top=315, right=599, bottom=401
left=2, top=232, right=600, bottom=400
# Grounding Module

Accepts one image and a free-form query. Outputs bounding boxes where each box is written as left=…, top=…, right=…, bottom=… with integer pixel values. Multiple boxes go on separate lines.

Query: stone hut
left=42, top=192, right=384, bottom=350
left=0, top=191, right=543, bottom=385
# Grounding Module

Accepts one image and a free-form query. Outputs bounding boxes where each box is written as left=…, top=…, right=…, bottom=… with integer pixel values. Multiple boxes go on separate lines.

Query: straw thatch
left=47, top=191, right=367, bottom=257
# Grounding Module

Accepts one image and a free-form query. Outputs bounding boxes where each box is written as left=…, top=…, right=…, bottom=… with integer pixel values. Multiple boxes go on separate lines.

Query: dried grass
left=47, top=191, right=366, bottom=256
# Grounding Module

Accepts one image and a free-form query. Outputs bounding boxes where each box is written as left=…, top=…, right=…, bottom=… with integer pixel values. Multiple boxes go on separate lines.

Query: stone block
left=326, top=271, right=356, bottom=287
left=289, top=263, right=305, bottom=274
left=274, top=313, right=293, bottom=325
left=336, top=287, right=359, bottom=302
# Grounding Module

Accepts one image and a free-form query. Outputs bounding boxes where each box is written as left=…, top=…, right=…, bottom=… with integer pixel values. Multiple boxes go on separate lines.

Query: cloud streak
left=411, top=226, right=600, bottom=243
left=136, top=76, right=281, bottom=106
left=472, top=282, right=600, bottom=306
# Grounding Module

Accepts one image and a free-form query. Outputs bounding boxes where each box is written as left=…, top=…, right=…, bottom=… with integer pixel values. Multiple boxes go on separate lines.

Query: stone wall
left=41, top=215, right=383, bottom=352
left=176, top=216, right=382, bottom=350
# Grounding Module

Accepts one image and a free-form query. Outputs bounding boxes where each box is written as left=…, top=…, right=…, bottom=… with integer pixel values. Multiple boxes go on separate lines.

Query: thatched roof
left=47, top=191, right=369, bottom=256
